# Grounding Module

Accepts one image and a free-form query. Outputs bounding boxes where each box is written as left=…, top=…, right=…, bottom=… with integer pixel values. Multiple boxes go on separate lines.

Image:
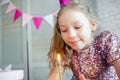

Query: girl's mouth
left=71, top=40, right=80, bottom=45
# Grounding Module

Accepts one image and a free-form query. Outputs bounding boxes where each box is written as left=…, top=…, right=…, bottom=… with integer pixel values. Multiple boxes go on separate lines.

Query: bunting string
left=0, top=0, right=58, bottom=30
left=0, top=0, right=70, bottom=30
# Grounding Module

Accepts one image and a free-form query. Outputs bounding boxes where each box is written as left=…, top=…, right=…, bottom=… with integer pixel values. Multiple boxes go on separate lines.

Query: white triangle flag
left=43, top=14, right=55, bottom=27
left=0, top=0, right=11, bottom=6
left=22, top=13, right=32, bottom=26
left=53, top=9, right=60, bottom=17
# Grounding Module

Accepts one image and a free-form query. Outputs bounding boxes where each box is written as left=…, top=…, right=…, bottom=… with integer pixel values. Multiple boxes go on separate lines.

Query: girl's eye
left=75, top=26, right=81, bottom=29
left=61, top=30, right=67, bottom=32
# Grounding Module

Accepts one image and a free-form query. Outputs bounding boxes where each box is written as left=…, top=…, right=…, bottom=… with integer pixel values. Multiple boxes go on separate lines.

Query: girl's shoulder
left=97, top=30, right=119, bottom=40
left=94, top=31, right=111, bottom=42
left=94, top=30, right=119, bottom=46
left=98, top=31, right=120, bottom=65
left=100, top=30, right=113, bottom=38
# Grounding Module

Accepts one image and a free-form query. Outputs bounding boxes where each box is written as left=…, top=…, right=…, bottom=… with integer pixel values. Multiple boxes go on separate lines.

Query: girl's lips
left=71, top=40, right=80, bottom=45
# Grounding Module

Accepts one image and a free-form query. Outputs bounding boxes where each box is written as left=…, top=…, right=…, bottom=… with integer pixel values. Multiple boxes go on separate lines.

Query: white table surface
left=0, top=70, right=24, bottom=80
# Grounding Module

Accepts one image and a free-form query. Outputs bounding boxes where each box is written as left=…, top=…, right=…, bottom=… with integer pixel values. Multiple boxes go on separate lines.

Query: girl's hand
left=113, top=59, right=120, bottom=79
left=48, top=65, right=65, bottom=80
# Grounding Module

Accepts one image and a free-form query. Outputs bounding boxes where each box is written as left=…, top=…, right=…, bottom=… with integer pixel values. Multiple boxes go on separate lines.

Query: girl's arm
left=48, top=65, right=65, bottom=80
left=113, top=58, right=120, bottom=79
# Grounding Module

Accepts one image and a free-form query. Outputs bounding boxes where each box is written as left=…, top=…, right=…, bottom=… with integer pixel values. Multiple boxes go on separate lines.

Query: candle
left=57, top=53, right=62, bottom=80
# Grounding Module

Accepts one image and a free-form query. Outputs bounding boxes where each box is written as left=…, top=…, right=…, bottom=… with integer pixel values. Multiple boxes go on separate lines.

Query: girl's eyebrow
left=73, top=21, right=83, bottom=27
left=59, top=25, right=66, bottom=27
left=72, top=20, right=81, bottom=24
left=59, top=20, right=81, bottom=27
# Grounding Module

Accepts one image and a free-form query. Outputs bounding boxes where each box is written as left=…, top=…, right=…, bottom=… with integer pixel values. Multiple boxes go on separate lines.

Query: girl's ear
left=90, top=20, right=97, bottom=32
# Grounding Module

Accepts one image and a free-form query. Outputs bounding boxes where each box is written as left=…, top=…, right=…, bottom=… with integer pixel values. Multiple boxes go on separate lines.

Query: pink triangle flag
left=33, top=17, right=43, bottom=30
left=13, top=9, right=22, bottom=22
left=5, top=2, right=16, bottom=14
left=59, top=0, right=70, bottom=7
left=22, top=13, right=32, bottom=26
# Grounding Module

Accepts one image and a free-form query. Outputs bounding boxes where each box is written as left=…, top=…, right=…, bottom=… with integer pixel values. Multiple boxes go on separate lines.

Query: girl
left=48, top=0, right=120, bottom=80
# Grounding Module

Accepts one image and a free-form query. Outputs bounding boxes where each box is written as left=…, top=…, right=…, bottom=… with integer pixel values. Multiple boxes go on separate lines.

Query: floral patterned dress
left=70, top=31, right=120, bottom=80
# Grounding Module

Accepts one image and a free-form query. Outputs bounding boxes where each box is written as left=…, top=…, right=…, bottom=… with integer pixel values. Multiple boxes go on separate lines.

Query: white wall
left=96, top=0, right=120, bottom=37
left=0, top=0, right=2, bottom=66
left=1, top=0, right=23, bottom=66
left=0, top=0, right=28, bottom=80
left=85, top=0, right=97, bottom=16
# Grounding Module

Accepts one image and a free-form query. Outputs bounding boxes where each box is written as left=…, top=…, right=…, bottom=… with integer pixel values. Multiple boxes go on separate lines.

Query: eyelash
left=75, top=26, right=81, bottom=29
left=61, top=30, right=67, bottom=32
left=61, top=26, right=81, bottom=32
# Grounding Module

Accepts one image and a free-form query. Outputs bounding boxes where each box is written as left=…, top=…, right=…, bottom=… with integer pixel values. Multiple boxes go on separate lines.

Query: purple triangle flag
left=59, top=0, right=70, bottom=7
left=33, top=17, right=43, bottom=30
left=13, top=9, right=22, bottom=22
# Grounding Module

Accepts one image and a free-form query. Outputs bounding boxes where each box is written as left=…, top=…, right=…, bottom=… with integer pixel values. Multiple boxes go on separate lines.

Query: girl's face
left=58, top=10, right=95, bottom=50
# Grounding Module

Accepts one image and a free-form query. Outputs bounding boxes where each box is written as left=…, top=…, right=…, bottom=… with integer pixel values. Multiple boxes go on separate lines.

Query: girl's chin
left=72, top=46, right=84, bottom=50
left=73, top=44, right=91, bottom=51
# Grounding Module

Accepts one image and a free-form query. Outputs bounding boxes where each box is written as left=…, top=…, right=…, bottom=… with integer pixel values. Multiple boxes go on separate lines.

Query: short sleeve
left=102, top=31, right=120, bottom=64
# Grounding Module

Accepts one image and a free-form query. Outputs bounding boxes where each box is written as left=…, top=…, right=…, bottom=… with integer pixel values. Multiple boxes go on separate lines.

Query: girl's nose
left=68, top=29, right=76, bottom=39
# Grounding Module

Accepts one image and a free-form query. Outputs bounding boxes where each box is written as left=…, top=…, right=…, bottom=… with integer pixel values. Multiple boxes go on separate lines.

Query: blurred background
left=0, top=0, right=120, bottom=80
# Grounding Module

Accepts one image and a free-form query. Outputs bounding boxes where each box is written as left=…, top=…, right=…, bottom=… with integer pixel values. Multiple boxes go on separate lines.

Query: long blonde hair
left=48, top=0, right=98, bottom=68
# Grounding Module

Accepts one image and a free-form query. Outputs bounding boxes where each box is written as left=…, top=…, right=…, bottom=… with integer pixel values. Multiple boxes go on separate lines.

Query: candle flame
left=57, top=54, right=61, bottom=61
